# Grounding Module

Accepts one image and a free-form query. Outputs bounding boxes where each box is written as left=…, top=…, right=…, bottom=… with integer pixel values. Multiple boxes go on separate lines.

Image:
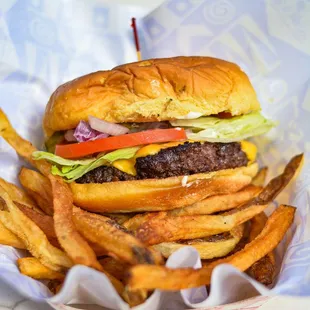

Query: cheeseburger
left=35, top=56, right=275, bottom=213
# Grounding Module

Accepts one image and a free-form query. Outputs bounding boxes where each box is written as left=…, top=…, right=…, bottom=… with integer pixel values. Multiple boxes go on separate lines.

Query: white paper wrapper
left=0, top=0, right=310, bottom=309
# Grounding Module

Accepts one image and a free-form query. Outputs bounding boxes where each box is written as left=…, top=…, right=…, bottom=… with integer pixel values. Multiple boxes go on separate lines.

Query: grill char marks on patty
left=75, top=142, right=248, bottom=184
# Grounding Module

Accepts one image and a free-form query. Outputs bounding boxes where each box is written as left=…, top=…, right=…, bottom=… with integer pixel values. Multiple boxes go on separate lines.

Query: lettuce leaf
left=33, top=152, right=95, bottom=166
left=170, top=112, right=277, bottom=142
left=33, top=147, right=140, bottom=182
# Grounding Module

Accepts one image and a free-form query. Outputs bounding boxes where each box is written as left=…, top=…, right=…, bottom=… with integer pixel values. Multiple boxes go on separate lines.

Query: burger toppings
left=34, top=138, right=255, bottom=184
left=88, top=116, right=129, bottom=136
left=46, top=111, right=274, bottom=155
left=64, top=129, right=76, bottom=142
left=170, top=112, right=277, bottom=143
left=55, top=128, right=187, bottom=159
left=73, top=121, right=109, bottom=142
left=36, top=112, right=270, bottom=183
left=32, top=147, right=140, bottom=182
left=75, top=142, right=248, bottom=183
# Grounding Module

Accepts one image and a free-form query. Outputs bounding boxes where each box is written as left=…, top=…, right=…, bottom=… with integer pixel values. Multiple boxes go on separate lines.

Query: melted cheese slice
left=112, top=141, right=257, bottom=176
left=240, top=140, right=257, bottom=163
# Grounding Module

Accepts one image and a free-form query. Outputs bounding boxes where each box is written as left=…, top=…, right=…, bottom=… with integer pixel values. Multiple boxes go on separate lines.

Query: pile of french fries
left=0, top=108, right=303, bottom=306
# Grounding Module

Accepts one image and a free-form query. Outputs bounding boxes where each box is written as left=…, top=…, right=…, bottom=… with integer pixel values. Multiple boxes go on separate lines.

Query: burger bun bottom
left=70, top=163, right=258, bottom=213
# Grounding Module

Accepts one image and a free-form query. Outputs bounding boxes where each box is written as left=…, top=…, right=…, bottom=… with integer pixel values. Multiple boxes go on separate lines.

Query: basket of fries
left=0, top=106, right=304, bottom=308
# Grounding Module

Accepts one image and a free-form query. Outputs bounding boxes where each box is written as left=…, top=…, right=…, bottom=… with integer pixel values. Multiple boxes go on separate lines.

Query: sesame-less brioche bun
left=70, top=163, right=258, bottom=213
left=43, top=56, right=260, bottom=138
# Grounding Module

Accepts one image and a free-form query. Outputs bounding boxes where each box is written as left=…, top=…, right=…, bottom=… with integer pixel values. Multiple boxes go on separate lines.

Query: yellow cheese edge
left=112, top=141, right=257, bottom=176
left=240, top=140, right=257, bottom=163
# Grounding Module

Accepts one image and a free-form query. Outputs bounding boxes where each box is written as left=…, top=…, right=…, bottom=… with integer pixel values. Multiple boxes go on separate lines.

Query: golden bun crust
left=70, top=163, right=258, bottom=213
left=43, top=56, right=260, bottom=138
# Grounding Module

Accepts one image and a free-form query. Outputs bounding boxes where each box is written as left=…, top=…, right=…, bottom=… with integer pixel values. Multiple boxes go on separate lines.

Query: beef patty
left=76, top=166, right=136, bottom=183
left=76, top=142, right=248, bottom=184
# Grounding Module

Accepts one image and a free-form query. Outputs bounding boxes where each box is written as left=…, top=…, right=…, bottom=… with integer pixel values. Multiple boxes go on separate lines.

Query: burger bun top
left=43, top=56, right=260, bottom=138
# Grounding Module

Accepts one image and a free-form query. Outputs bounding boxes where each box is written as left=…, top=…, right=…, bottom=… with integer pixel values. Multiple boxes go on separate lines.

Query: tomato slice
left=55, top=128, right=187, bottom=159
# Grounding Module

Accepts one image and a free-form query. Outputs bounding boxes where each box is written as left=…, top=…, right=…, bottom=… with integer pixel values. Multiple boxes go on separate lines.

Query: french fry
left=0, top=177, right=43, bottom=214
left=17, top=169, right=152, bottom=261
left=169, top=185, right=262, bottom=216
left=99, top=257, right=129, bottom=283
left=19, top=167, right=54, bottom=215
left=90, top=244, right=108, bottom=257
left=16, top=203, right=60, bottom=248
left=249, top=255, right=276, bottom=286
left=252, top=167, right=268, bottom=187
left=104, top=213, right=135, bottom=225
left=18, top=171, right=107, bottom=261
left=136, top=204, right=266, bottom=245
left=18, top=167, right=162, bottom=265
left=99, top=259, right=146, bottom=306
left=0, top=109, right=53, bottom=214
left=248, top=212, right=276, bottom=285
left=227, top=154, right=303, bottom=215
left=22, top=190, right=52, bottom=216
left=18, top=257, right=65, bottom=280
left=126, top=205, right=295, bottom=291
left=227, top=221, right=252, bottom=255
left=124, top=185, right=261, bottom=230
left=249, top=212, right=269, bottom=241
left=0, top=221, right=26, bottom=249
left=48, top=175, right=103, bottom=270
left=47, top=279, right=63, bottom=294
left=132, top=154, right=303, bottom=245
left=73, top=206, right=163, bottom=265
left=153, top=224, right=244, bottom=259
left=200, top=222, right=252, bottom=266
left=123, top=290, right=148, bottom=307
left=16, top=203, right=107, bottom=256
left=0, top=186, right=72, bottom=271
left=0, top=109, right=50, bottom=176
left=55, top=282, right=63, bottom=294
left=7, top=177, right=126, bottom=297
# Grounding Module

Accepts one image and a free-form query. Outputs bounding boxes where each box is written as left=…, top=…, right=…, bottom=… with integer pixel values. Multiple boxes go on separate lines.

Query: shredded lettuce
left=170, top=112, right=277, bottom=142
left=33, top=147, right=140, bottom=182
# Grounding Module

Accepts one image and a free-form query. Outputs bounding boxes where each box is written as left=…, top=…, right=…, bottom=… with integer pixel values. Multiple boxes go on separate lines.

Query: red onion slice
left=64, top=129, right=77, bottom=142
left=93, top=133, right=109, bottom=140
left=88, top=116, right=129, bottom=136
left=73, top=121, right=109, bottom=142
